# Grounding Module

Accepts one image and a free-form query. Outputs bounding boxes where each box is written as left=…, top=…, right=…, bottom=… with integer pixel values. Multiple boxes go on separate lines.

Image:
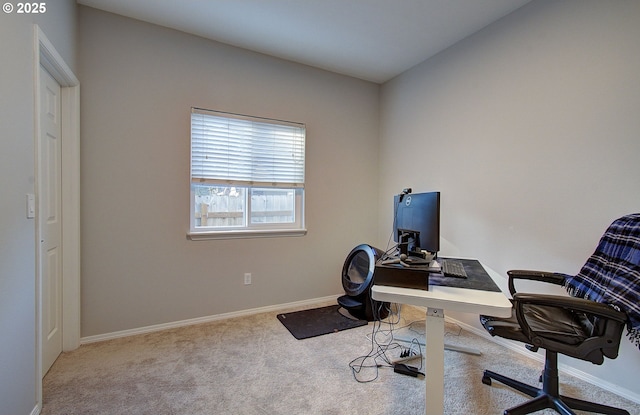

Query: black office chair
left=480, top=213, right=640, bottom=415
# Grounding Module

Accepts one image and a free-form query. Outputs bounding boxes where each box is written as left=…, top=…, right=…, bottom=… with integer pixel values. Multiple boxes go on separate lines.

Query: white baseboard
left=30, top=404, right=40, bottom=415
left=447, top=316, right=640, bottom=405
left=80, top=295, right=340, bottom=345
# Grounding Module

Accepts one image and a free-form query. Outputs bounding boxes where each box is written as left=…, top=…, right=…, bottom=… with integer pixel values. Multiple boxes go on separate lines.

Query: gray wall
left=78, top=6, right=380, bottom=337
left=0, top=1, right=77, bottom=414
left=378, top=0, right=640, bottom=400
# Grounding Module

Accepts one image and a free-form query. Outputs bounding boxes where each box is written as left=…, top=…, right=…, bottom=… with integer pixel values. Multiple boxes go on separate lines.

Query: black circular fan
left=338, top=244, right=389, bottom=321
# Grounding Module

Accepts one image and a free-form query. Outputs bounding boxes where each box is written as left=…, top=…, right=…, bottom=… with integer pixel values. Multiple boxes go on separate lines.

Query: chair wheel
left=482, top=375, right=492, bottom=385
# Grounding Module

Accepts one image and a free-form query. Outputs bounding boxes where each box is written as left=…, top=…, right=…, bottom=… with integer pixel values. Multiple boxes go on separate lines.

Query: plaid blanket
left=563, top=213, right=640, bottom=350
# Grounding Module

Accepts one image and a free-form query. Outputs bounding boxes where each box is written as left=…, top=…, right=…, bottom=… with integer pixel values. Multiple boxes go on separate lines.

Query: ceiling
left=77, top=0, right=532, bottom=84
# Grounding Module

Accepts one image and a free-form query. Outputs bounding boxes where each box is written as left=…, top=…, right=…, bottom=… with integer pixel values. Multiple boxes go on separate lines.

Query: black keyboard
left=442, top=260, right=468, bottom=279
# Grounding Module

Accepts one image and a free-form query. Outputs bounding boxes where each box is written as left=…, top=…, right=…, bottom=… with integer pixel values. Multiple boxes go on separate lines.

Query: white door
left=39, top=64, right=63, bottom=377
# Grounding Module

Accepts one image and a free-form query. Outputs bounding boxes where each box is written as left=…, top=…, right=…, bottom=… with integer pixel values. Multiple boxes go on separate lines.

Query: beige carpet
left=42, top=303, right=639, bottom=415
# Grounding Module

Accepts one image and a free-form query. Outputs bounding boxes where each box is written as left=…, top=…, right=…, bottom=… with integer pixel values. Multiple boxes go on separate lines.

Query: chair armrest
left=513, top=293, right=628, bottom=323
left=512, top=293, right=628, bottom=362
left=507, top=270, right=566, bottom=296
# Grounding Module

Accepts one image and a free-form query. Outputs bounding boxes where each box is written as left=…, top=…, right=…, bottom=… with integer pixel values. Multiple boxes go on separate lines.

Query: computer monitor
left=393, top=191, right=440, bottom=256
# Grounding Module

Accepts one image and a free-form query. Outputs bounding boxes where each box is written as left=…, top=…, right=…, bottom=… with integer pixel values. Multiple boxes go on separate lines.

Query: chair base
left=482, top=369, right=630, bottom=415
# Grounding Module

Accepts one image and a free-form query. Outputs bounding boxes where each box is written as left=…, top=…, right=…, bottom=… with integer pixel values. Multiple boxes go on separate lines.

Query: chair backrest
left=565, top=213, right=640, bottom=350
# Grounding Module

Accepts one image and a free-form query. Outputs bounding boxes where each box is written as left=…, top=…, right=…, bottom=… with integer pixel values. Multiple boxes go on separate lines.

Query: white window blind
left=191, top=108, right=305, bottom=188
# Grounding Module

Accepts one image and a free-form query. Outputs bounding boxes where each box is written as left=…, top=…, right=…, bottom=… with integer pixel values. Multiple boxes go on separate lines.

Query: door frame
left=34, top=24, right=80, bottom=405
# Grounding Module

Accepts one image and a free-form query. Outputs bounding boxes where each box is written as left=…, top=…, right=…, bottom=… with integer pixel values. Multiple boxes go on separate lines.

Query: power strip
left=390, top=352, right=422, bottom=364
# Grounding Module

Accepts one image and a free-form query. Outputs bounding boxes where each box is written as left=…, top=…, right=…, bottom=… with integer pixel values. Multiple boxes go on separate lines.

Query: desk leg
left=425, top=307, right=444, bottom=415
left=444, top=343, right=481, bottom=356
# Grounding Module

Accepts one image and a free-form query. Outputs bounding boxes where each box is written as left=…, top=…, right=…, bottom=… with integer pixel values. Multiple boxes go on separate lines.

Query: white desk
left=371, top=260, right=512, bottom=415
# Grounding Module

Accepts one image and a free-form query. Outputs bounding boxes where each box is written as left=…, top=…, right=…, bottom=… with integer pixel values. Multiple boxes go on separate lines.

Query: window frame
left=187, top=108, right=306, bottom=240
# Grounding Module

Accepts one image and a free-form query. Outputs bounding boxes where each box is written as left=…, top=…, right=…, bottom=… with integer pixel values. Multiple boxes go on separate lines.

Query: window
left=189, top=108, right=306, bottom=239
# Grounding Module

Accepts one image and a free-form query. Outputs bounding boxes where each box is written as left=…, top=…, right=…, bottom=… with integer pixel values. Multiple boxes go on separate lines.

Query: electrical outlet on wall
left=244, top=273, right=252, bottom=285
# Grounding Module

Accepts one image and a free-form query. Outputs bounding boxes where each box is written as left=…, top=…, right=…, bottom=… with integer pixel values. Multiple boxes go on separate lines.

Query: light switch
left=27, top=194, right=35, bottom=219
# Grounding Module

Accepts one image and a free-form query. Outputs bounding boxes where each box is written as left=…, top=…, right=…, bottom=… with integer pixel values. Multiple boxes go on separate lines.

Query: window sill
left=187, top=228, right=307, bottom=241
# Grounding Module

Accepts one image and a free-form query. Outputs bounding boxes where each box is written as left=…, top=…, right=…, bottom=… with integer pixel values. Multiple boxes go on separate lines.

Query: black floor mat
left=277, top=305, right=367, bottom=340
